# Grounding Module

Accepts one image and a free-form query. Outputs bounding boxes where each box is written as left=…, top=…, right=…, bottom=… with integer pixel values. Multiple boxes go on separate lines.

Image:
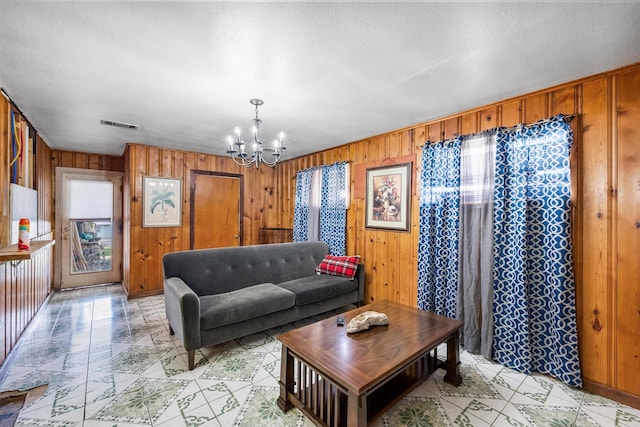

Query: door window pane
left=69, top=180, right=113, bottom=219
left=71, top=220, right=113, bottom=273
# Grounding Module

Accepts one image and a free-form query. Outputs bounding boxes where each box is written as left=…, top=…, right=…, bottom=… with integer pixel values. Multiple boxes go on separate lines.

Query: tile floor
left=1, top=284, right=639, bottom=427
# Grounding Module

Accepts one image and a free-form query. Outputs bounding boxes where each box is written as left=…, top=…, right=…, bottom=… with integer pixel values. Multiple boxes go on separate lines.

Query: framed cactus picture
left=143, top=176, right=182, bottom=227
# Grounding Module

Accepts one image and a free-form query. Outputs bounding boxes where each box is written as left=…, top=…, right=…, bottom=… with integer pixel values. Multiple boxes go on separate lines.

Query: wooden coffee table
left=277, top=300, right=463, bottom=426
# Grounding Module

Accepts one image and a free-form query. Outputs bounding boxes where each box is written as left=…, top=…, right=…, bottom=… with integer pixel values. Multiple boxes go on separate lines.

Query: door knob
left=234, top=234, right=239, bottom=239
left=63, top=234, right=70, bottom=240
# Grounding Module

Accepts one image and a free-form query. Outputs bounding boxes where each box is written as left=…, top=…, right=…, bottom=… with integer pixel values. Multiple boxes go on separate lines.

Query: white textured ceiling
left=1, top=2, right=640, bottom=159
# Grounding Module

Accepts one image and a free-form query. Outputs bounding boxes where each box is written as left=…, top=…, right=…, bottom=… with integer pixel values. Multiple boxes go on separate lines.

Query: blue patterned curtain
left=492, top=115, right=582, bottom=387
left=319, top=162, right=347, bottom=255
left=417, top=138, right=461, bottom=319
left=293, top=168, right=314, bottom=242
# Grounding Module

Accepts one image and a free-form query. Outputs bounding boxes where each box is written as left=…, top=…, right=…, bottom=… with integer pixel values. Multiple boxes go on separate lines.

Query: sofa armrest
left=164, top=277, right=201, bottom=351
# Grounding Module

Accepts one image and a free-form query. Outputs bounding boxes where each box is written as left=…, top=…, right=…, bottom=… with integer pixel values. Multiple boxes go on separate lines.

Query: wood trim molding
left=583, top=379, right=640, bottom=410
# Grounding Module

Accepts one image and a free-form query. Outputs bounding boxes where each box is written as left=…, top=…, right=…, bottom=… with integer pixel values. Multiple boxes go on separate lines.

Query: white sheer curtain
left=306, top=168, right=322, bottom=241
left=457, top=132, right=496, bottom=359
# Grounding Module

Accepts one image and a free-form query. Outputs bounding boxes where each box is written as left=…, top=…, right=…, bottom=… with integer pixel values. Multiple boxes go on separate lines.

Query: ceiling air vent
left=100, top=119, right=140, bottom=130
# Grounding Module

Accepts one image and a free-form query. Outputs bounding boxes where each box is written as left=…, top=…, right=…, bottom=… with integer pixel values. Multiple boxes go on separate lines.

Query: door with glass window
left=55, top=168, right=123, bottom=289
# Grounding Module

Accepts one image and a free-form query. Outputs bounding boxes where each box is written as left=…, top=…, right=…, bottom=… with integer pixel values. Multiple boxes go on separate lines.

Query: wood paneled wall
left=273, top=64, right=640, bottom=407
left=0, top=95, right=54, bottom=367
left=122, top=144, right=276, bottom=297
left=51, top=150, right=125, bottom=173
left=1, top=63, right=638, bottom=408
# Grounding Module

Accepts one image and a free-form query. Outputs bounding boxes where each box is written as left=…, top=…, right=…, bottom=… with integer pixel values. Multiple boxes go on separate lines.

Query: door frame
left=190, top=170, right=244, bottom=249
left=54, top=167, right=124, bottom=290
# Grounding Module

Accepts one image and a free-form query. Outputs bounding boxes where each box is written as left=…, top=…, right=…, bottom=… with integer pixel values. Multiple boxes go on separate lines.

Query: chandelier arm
left=231, top=154, right=257, bottom=168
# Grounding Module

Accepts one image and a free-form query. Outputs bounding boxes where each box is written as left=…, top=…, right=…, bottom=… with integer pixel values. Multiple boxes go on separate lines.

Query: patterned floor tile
left=14, top=419, right=79, bottom=427
left=432, top=365, right=505, bottom=400
left=511, top=374, right=582, bottom=408
left=89, top=377, right=190, bottom=424
left=406, top=376, right=441, bottom=400
left=153, top=379, right=209, bottom=426
left=579, top=403, right=640, bottom=427
left=385, top=395, right=457, bottom=426
left=88, top=343, right=130, bottom=369
left=17, top=389, right=86, bottom=423
left=92, top=346, right=142, bottom=374
left=492, top=402, right=534, bottom=427
left=141, top=312, right=168, bottom=324
left=83, top=420, right=152, bottom=427
left=205, top=382, right=253, bottom=426
left=8, top=341, right=49, bottom=367
left=85, top=372, right=116, bottom=404
left=0, top=366, right=37, bottom=392
left=442, top=397, right=505, bottom=425
left=129, top=324, right=168, bottom=344
left=25, top=370, right=82, bottom=399
left=251, top=351, right=281, bottom=388
left=475, top=364, right=527, bottom=401
left=196, top=379, right=250, bottom=401
left=517, top=403, right=580, bottom=426
left=90, top=372, right=134, bottom=406
left=200, top=350, right=266, bottom=382
left=36, top=350, right=88, bottom=374
left=84, top=393, right=116, bottom=422
left=156, top=404, right=222, bottom=427
left=153, top=353, right=200, bottom=380
left=234, top=332, right=278, bottom=353
left=3, top=284, right=640, bottom=427
left=19, top=378, right=86, bottom=419
left=460, top=350, right=483, bottom=367
left=233, top=386, right=299, bottom=427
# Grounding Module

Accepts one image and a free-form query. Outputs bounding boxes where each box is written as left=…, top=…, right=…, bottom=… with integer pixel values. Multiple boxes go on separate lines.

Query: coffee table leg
left=347, top=390, right=367, bottom=427
left=277, top=344, right=295, bottom=411
left=443, top=331, right=462, bottom=386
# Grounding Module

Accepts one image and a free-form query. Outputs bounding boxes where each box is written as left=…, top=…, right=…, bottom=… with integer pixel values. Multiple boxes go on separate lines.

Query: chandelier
left=226, top=99, right=286, bottom=168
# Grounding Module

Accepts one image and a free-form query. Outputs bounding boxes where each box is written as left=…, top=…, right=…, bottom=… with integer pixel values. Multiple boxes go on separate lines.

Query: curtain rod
left=420, top=114, right=576, bottom=147
left=297, top=160, right=350, bottom=173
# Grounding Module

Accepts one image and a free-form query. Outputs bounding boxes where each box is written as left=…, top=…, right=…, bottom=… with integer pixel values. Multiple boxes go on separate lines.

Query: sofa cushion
left=277, top=275, right=359, bottom=306
left=315, top=255, right=360, bottom=280
left=199, top=283, right=295, bottom=330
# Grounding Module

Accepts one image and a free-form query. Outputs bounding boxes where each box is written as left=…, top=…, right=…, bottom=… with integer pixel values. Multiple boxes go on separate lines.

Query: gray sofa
left=162, top=241, right=365, bottom=369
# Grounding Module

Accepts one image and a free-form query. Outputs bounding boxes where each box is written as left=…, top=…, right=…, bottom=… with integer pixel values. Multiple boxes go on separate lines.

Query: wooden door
left=55, top=168, right=123, bottom=289
left=191, top=171, right=242, bottom=249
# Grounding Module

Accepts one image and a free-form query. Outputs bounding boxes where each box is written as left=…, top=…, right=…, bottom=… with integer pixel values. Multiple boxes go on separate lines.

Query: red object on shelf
left=18, top=218, right=30, bottom=251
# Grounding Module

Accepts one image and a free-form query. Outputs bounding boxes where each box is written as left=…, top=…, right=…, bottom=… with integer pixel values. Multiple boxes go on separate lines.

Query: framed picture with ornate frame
left=365, top=162, right=412, bottom=231
left=142, top=176, right=182, bottom=227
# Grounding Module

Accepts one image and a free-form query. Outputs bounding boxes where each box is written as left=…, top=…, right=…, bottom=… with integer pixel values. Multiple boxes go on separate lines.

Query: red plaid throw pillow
left=315, top=255, right=360, bottom=280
